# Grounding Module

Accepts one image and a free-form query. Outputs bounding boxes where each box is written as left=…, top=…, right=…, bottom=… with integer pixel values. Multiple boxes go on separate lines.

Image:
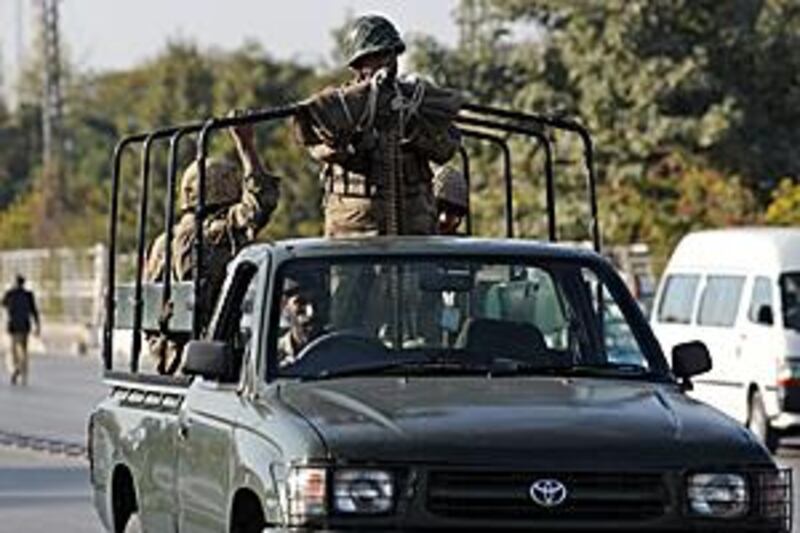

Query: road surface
left=0, top=353, right=105, bottom=531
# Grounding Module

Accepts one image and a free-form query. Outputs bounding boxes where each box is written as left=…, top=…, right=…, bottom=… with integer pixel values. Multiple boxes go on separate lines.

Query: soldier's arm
left=225, top=125, right=282, bottom=238
left=295, top=83, right=375, bottom=166
left=402, top=81, right=463, bottom=164
left=145, top=234, right=167, bottom=282
left=404, top=118, right=461, bottom=165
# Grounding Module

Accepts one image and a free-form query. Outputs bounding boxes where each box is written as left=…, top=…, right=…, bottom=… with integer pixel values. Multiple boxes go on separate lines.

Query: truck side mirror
left=183, top=340, right=239, bottom=382
left=757, top=305, right=774, bottom=326
left=672, top=341, right=711, bottom=390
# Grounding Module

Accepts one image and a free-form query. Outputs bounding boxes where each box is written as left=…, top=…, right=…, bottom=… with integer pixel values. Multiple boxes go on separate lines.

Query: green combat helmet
left=346, top=14, right=406, bottom=67
left=179, top=157, right=241, bottom=211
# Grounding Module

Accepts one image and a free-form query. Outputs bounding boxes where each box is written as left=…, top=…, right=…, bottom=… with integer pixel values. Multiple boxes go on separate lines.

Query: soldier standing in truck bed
left=144, top=119, right=281, bottom=374
left=294, top=14, right=462, bottom=238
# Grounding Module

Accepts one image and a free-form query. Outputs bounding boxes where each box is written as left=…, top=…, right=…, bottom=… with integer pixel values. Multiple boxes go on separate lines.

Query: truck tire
left=123, top=513, right=142, bottom=533
left=748, top=390, right=780, bottom=453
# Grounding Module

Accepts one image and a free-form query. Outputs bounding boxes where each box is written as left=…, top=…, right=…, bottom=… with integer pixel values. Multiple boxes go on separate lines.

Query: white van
left=652, top=227, right=800, bottom=451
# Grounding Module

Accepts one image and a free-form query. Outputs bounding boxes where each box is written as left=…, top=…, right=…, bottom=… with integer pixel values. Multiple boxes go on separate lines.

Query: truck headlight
left=287, top=467, right=327, bottom=524
left=687, top=473, right=749, bottom=518
left=333, top=469, right=395, bottom=514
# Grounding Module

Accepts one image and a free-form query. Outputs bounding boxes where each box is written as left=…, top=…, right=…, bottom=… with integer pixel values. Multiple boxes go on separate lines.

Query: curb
left=0, top=429, right=87, bottom=460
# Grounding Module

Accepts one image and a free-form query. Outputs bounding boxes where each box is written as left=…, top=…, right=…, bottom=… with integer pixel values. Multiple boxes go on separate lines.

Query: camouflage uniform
left=145, top=157, right=280, bottom=373
left=294, top=15, right=462, bottom=238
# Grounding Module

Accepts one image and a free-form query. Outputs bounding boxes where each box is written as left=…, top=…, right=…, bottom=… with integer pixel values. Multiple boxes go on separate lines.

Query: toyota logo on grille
left=529, top=479, right=568, bottom=507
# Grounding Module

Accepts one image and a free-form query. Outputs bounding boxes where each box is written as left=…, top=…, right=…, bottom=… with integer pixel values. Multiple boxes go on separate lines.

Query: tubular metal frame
left=103, top=102, right=597, bottom=372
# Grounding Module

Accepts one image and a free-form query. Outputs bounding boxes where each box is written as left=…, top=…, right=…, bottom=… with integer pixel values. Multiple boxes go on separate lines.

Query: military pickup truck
left=89, top=104, right=792, bottom=532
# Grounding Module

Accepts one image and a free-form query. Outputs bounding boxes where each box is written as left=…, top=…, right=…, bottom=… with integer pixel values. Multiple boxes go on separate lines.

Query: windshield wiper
left=562, top=363, right=655, bottom=377
left=304, top=358, right=493, bottom=381
left=489, top=361, right=661, bottom=380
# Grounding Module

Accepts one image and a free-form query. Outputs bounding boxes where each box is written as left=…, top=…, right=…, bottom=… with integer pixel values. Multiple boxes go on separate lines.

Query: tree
left=409, top=0, right=799, bottom=249
left=602, top=152, right=759, bottom=269
left=487, top=0, right=800, bottom=196
left=0, top=40, right=329, bottom=249
left=765, top=179, right=800, bottom=226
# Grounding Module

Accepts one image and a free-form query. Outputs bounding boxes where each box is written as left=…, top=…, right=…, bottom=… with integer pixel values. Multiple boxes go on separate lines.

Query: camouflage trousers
left=324, top=191, right=436, bottom=238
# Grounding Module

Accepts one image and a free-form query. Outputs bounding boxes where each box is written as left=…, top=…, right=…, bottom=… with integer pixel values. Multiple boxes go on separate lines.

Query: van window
left=657, top=274, right=699, bottom=324
left=697, top=275, right=745, bottom=327
left=748, top=277, right=773, bottom=324
left=780, top=273, right=800, bottom=331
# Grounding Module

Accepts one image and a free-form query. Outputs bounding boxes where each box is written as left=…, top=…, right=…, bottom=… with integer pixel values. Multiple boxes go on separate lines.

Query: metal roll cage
left=104, top=102, right=598, bottom=373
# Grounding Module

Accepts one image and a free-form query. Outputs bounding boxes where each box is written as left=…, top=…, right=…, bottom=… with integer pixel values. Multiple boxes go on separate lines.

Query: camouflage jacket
left=295, top=76, right=462, bottom=237
left=145, top=169, right=281, bottom=332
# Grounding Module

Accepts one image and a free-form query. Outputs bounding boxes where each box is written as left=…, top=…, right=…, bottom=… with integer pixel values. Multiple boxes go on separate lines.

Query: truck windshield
left=781, top=272, right=800, bottom=331
left=270, top=257, right=663, bottom=380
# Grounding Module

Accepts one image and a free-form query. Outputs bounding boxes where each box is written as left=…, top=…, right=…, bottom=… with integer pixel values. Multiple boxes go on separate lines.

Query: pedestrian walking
left=2, top=275, right=40, bottom=386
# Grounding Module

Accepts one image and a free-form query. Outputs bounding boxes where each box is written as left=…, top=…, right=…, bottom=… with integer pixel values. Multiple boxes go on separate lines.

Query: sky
left=0, top=0, right=459, bottom=94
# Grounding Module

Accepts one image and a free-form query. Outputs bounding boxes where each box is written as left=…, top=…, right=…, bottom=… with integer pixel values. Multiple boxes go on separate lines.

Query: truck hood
left=278, top=376, right=770, bottom=468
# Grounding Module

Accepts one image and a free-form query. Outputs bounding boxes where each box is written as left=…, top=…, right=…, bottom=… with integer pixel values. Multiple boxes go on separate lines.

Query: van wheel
left=122, top=513, right=142, bottom=533
left=748, top=390, right=780, bottom=453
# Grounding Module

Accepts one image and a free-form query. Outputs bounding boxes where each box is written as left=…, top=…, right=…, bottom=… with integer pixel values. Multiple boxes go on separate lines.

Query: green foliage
left=0, top=3, right=798, bottom=254
left=602, top=152, right=759, bottom=270
left=0, top=191, right=38, bottom=248
left=0, top=40, right=327, bottom=250
left=410, top=0, right=799, bottom=248
left=765, top=179, right=800, bottom=226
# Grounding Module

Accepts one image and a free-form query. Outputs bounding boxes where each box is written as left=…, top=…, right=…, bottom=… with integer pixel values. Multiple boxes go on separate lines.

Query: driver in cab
left=277, top=273, right=327, bottom=367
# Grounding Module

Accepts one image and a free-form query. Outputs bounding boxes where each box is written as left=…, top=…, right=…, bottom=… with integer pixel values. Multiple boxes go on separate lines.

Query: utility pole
left=35, top=0, right=66, bottom=243
left=0, top=41, right=4, bottom=106
left=38, top=0, right=65, bottom=174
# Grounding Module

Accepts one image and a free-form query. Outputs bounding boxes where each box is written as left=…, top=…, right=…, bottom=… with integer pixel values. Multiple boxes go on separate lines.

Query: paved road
left=0, top=446, right=100, bottom=532
left=0, top=353, right=107, bottom=444
left=0, top=353, right=106, bottom=532
left=3, top=354, right=800, bottom=532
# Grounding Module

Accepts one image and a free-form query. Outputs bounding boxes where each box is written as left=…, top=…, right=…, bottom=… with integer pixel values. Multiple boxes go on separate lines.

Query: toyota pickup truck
left=89, top=104, right=792, bottom=532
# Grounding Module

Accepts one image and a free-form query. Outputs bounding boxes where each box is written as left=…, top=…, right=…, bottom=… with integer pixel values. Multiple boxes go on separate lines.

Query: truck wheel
left=748, top=390, right=780, bottom=453
left=123, top=513, right=142, bottom=533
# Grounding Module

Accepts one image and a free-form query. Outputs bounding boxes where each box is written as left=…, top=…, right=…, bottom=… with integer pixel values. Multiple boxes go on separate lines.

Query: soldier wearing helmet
left=144, top=121, right=281, bottom=374
left=294, top=14, right=462, bottom=238
left=346, top=13, right=406, bottom=82
left=433, top=165, right=469, bottom=235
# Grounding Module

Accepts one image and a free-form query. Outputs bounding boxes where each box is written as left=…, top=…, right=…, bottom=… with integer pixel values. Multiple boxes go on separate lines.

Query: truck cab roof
left=244, top=235, right=605, bottom=263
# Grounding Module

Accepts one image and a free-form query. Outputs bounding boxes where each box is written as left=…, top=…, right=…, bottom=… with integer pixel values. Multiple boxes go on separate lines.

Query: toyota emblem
left=529, top=479, right=568, bottom=507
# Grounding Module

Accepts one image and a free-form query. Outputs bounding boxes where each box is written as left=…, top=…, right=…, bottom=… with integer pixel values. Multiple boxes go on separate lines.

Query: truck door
left=177, top=261, right=261, bottom=532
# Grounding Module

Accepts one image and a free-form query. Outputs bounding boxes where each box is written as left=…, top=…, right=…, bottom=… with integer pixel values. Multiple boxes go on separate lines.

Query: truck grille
left=426, top=470, right=668, bottom=521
